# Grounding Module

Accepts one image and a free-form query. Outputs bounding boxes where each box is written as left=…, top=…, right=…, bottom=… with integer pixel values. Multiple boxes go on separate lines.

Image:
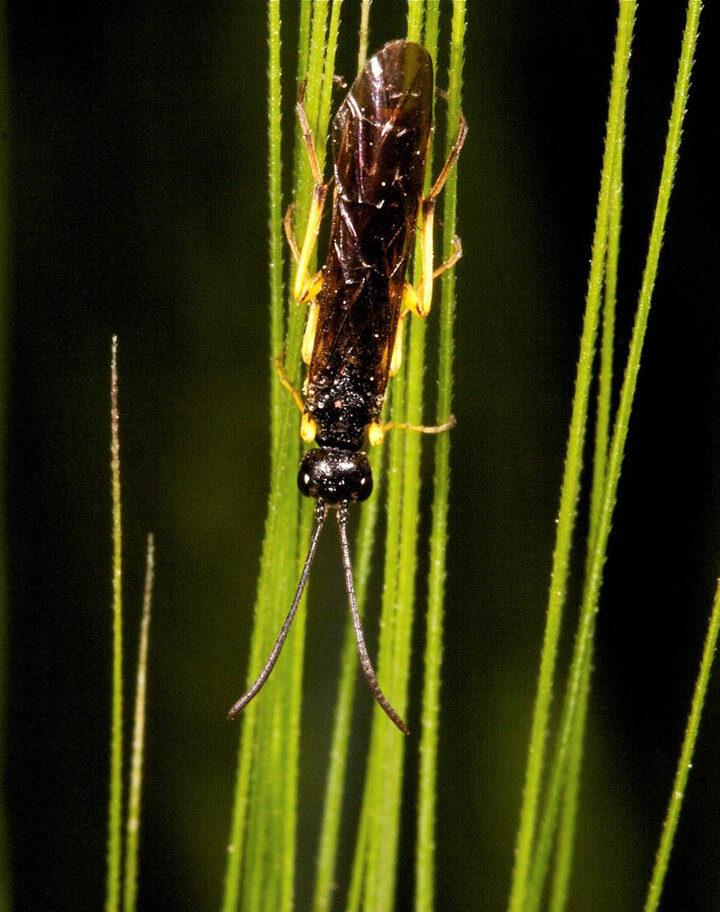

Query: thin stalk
left=279, top=500, right=313, bottom=912
left=548, top=124, right=625, bottom=912
left=319, top=1, right=343, bottom=153
left=644, top=572, right=720, bottom=912
left=106, top=337, right=124, bottom=912
left=358, top=378, right=406, bottom=912
left=245, top=4, right=338, bottom=906
left=416, top=3, right=465, bottom=910
left=548, top=647, right=591, bottom=912
left=275, top=6, right=343, bottom=901
left=122, top=534, right=155, bottom=912
left=525, top=2, right=701, bottom=906
left=268, top=0, right=284, bottom=456
left=358, top=0, right=372, bottom=69
left=506, top=4, right=635, bottom=909
left=312, top=448, right=384, bottom=912
left=0, top=3, right=9, bottom=903
left=406, top=0, right=423, bottom=43
left=221, top=7, right=289, bottom=906
left=224, top=5, right=343, bottom=909
left=368, top=8, right=444, bottom=909
left=223, top=4, right=296, bottom=908
left=382, top=3, right=444, bottom=905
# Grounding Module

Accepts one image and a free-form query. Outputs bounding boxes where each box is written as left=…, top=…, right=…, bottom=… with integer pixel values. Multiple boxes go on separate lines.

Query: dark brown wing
left=306, top=41, right=433, bottom=450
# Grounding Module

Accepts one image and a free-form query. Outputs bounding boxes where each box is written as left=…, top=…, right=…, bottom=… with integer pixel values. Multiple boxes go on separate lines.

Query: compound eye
left=298, top=467, right=314, bottom=498
left=355, top=471, right=373, bottom=502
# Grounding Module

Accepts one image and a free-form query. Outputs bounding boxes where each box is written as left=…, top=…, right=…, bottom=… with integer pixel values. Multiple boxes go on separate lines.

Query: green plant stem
left=416, top=3, right=465, bottom=910
left=106, top=337, right=124, bottom=912
left=312, top=448, right=384, bottom=912
left=366, top=9, right=446, bottom=910
left=548, top=644, right=591, bottom=912
left=224, top=5, right=344, bottom=909
left=279, top=500, right=313, bottom=912
left=644, top=573, right=720, bottom=912
left=0, top=4, right=9, bottom=904
left=221, top=9, right=287, bottom=908
left=122, top=534, right=155, bottom=912
left=268, top=0, right=284, bottom=457
left=506, top=4, right=636, bottom=910
left=358, top=0, right=372, bottom=69
left=525, top=2, right=700, bottom=906
left=358, top=378, right=406, bottom=912
left=406, top=0, right=423, bottom=42
left=274, top=12, right=344, bottom=906
left=547, top=123, right=625, bottom=912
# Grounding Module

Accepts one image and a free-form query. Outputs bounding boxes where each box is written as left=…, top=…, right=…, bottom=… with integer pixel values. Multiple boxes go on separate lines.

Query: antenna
left=228, top=502, right=328, bottom=720
left=336, top=503, right=409, bottom=734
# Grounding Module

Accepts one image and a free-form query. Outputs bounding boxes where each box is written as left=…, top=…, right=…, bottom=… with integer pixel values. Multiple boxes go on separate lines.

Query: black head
left=298, top=448, right=373, bottom=505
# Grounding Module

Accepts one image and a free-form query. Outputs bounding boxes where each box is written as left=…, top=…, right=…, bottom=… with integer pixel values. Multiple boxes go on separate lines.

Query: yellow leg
left=274, top=352, right=304, bottom=413
left=274, top=351, right=318, bottom=444
left=427, top=113, right=468, bottom=202
left=301, top=300, right=319, bottom=365
left=293, top=184, right=328, bottom=303
left=416, top=198, right=436, bottom=316
left=390, top=311, right=406, bottom=376
left=288, top=94, right=330, bottom=304
left=391, top=236, right=459, bottom=379
left=434, top=235, right=463, bottom=279
left=285, top=202, right=323, bottom=364
left=410, top=112, right=469, bottom=318
left=368, top=415, right=456, bottom=447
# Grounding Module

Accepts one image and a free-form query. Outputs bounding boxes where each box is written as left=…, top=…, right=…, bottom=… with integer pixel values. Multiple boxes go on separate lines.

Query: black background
left=5, top=1, right=720, bottom=910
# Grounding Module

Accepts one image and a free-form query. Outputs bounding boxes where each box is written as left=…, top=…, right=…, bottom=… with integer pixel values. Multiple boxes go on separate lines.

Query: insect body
left=229, top=40, right=466, bottom=733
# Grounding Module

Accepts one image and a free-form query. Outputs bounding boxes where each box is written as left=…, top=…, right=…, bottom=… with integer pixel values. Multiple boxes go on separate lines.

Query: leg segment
left=411, top=113, right=469, bottom=318
left=427, top=113, right=468, bottom=202
left=274, top=351, right=317, bottom=443
left=290, top=94, right=330, bottom=304
left=367, top=415, right=456, bottom=447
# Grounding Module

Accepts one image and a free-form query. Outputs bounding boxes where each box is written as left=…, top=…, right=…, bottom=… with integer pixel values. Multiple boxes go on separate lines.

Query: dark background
left=5, top=1, right=720, bottom=910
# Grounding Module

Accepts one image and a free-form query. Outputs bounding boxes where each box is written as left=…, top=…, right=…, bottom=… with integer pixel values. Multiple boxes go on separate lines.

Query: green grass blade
left=366, top=9, right=439, bottom=907
left=277, top=9, right=342, bottom=911
left=222, top=10, right=284, bottom=908
left=548, top=644, right=592, bottom=912
left=224, top=5, right=343, bottom=910
left=268, top=0, right=284, bottom=463
left=505, top=4, right=636, bottom=909
left=357, top=0, right=372, bottom=69
left=644, top=572, right=720, bottom=912
left=358, top=378, right=406, bottom=912
left=547, top=119, right=625, bottom=912
left=416, top=3, right=465, bottom=910
left=122, top=533, right=155, bottom=912
left=406, top=0, right=423, bottom=43
left=312, top=447, right=384, bottom=912
left=371, top=8, right=442, bottom=908
left=106, top=337, right=124, bottom=912
left=525, top=2, right=701, bottom=906
left=0, top=4, right=9, bottom=903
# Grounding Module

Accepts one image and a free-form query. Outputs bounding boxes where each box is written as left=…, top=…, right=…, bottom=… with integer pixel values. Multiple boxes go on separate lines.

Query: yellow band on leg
left=417, top=198, right=436, bottom=317
left=368, top=422, right=384, bottom=447
left=301, top=413, right=317, bottom=443
left=294, top=183, right=328, bottom=303
left=390, top=313, right=405, bottom=376
left=302, top=299, right=320, bottom=365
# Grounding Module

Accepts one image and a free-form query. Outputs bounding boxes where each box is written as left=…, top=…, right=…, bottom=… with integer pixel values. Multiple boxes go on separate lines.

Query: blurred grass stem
left=106, top=337, right=124, bottom=912
left=506, top=4, right=636, bottom=909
